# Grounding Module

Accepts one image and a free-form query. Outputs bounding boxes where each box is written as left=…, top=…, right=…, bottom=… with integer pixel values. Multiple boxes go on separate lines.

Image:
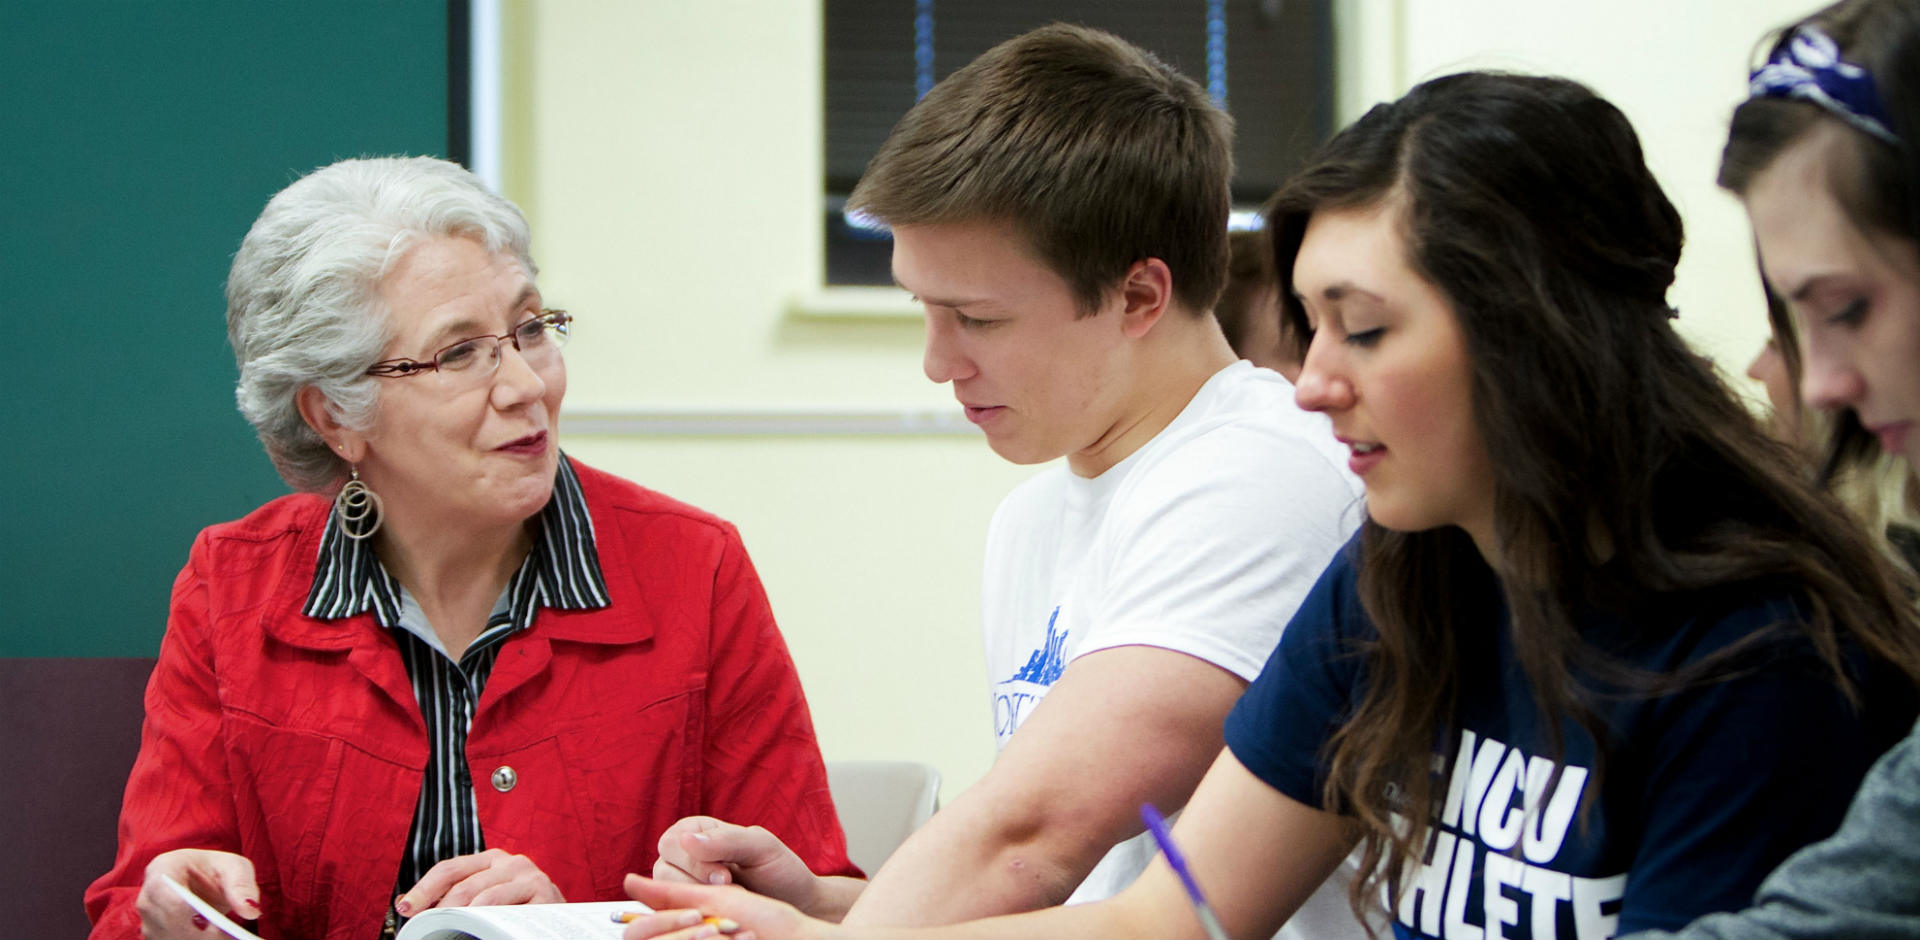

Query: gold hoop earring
left=334, top=467, right=384, bottom=540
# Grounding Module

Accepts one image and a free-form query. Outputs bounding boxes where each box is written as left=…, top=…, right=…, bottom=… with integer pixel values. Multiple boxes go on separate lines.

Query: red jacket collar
left=257, top=462, right=659, bottom=651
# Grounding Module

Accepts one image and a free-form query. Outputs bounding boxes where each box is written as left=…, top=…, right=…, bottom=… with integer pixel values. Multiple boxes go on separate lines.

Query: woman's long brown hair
left=1266, top=71, right=1920, bottom=931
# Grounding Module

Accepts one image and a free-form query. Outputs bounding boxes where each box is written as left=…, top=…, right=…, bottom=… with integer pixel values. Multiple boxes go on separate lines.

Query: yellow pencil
left=608, top=910, right=740, bottom=933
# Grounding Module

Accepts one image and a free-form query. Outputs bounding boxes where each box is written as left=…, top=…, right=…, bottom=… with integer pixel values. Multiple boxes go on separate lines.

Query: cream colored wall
left=1337, top=0, right=1814, bottom=382
left=502, top=0, right=1024, bottom=807
left=504, top=1, right=1816, bottom=808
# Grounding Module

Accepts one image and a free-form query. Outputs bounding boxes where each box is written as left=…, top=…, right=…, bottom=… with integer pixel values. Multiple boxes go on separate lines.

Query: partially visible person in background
left=1216, top=228, right=1307, bottom=381
left=85, top=156, right=855, bottom=940
left=1747, top=332, right=1806, bottom=443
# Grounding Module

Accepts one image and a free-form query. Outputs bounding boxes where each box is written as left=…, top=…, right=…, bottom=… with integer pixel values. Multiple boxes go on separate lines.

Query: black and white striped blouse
left=301, top=455, right=611, bottom=901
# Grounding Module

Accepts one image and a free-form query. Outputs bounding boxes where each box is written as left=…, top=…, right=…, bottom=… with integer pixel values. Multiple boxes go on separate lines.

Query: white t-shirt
left=980, top=360, right=1367, bottom=932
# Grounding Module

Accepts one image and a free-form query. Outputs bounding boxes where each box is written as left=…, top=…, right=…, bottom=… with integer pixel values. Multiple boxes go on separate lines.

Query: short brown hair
left=848, top=22, right=1233, bottom=317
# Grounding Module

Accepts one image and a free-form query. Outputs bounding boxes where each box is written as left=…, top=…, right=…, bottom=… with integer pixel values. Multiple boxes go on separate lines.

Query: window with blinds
left=823, top=0, right=1335, bottom=285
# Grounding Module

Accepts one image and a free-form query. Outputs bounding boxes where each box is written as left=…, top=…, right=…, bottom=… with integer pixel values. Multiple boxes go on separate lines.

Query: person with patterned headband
left=1631, top=3, right=1920, bottom=936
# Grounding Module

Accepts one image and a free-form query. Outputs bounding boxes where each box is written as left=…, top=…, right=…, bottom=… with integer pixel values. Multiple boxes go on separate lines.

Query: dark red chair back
left=0, top=657, right=156, bottom=939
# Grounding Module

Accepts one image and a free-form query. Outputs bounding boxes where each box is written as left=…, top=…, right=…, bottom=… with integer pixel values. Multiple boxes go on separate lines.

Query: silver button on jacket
left=490, top=765, right=518, bottom=792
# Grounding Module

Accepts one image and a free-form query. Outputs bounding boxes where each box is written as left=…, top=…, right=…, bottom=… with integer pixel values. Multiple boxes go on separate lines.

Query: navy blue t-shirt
left=1226, top=542, right=1914, bottom=939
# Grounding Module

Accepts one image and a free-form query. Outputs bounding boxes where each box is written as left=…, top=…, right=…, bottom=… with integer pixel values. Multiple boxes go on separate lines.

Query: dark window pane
left=824, top=0, right=1334, bottom=285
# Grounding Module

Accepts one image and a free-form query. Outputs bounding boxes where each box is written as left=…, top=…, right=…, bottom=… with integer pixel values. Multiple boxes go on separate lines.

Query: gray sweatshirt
left=1633, top=715, right=1920, bottom=939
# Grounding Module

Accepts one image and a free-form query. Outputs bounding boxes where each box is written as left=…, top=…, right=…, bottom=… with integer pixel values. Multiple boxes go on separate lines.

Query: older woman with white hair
left=84, top=156, right=857, bottom=940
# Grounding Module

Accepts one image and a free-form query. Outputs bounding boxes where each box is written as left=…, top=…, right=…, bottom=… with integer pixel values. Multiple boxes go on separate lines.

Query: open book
left=160, top=876, right=649, bottom=940
left=395, top=901, right=646, bottom=940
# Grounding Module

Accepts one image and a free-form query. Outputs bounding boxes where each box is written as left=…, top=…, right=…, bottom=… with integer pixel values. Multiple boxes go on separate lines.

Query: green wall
left=2, top=2, right=452, bottom=656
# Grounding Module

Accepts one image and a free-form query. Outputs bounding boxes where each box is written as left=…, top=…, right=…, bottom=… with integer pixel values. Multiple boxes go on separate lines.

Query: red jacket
left=87, top=461, right=856, bottom=939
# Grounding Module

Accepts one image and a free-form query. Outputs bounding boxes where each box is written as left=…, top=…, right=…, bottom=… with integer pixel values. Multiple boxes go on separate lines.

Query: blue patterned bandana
left=1750, top=24, right=1900, bottom=145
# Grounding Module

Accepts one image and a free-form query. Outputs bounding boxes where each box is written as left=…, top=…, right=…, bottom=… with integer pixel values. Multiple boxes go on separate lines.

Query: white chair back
left=825, top=759, right=942, bottom=875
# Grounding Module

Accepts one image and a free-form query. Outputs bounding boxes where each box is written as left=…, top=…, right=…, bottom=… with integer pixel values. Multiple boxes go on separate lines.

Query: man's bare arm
left=841, top=643, right=1247, bottom=926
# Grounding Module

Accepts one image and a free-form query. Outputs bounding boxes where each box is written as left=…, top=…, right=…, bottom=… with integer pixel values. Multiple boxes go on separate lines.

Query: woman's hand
left=137, top=849, right=263, bottom=940
left=398, top=848, right=564, bottom=915
left=623, top=873, right=826, bottom=940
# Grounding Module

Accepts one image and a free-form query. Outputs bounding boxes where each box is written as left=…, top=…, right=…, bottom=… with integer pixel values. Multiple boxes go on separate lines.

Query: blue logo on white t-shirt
left=1009, top=607, right=1068, bottom=685
left=993, top=607, right=1068, bottom=747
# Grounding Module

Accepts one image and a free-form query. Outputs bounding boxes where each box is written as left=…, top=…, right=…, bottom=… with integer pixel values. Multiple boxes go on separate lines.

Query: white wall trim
left=469, top=0, right=503, bottom=191
left=563, top=406, right=980, bottom=437
left=788, top=287, right=920, bottom=320
left=1334, top=0, right=1408, bottom=122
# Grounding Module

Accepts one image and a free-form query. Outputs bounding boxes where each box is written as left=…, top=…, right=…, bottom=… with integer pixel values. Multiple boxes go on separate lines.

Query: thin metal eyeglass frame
left=365, top=309, right=572, bottom=379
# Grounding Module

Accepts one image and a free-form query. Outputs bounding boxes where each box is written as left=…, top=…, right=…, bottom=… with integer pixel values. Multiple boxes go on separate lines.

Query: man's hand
left=654, top=816, right=865, bottom=920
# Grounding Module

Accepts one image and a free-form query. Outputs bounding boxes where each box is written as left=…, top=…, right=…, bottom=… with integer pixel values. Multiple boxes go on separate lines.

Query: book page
left=159, top=873, right=264, bottom=940
left=396, top=900, right=648, bottom=940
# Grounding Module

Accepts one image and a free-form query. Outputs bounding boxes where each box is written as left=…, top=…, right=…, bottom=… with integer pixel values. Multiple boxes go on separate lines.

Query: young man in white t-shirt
left=642, top=22, right=1365, bottom=936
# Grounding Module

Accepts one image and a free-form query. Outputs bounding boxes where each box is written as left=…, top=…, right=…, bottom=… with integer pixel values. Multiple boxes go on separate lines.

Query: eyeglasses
left=366, top=309, right=571, bottom=388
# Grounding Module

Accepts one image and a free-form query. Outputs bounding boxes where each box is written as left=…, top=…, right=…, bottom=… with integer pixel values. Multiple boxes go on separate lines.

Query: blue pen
left=1141, top=802, right=1230, bottom=940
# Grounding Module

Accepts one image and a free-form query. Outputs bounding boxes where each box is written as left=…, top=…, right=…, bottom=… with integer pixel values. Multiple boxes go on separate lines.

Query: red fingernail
left=192, top=914, right=209, bottom=930
left=244, top=898, right=261, bottom=914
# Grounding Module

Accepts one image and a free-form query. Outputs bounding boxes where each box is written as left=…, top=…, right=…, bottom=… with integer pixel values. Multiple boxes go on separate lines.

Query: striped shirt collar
left=302, top=454, right=611, bottom=627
